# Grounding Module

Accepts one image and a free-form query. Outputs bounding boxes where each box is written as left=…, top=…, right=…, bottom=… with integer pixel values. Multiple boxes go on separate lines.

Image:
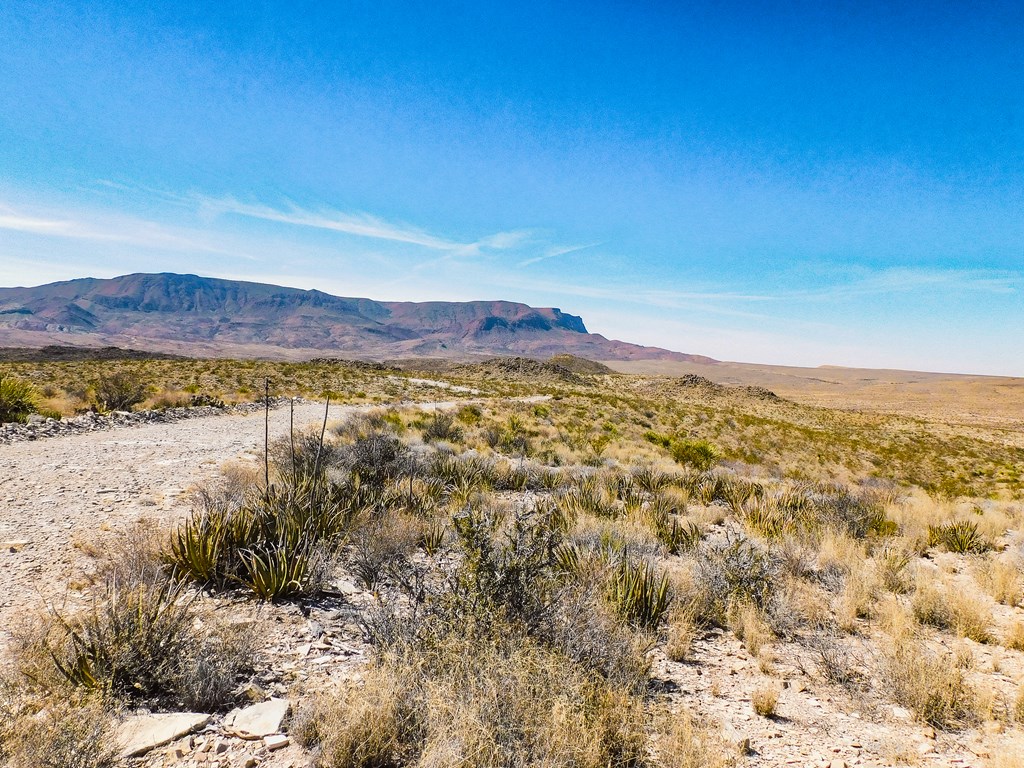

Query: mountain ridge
left=0, top=272, right=716, bottom=363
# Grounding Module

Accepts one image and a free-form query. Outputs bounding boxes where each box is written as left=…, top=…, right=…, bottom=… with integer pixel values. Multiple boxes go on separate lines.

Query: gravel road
left=0, top=400, right=389, bottom=656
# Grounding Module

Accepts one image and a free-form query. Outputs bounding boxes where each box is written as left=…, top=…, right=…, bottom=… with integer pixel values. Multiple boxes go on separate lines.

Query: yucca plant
left=419, top=520, right=447, bottom=556
left=742, top=498, right=791, bottom=540
left=0, top=374, right=40, bottom=424
left=606, top=557, right=670, bottom=629
left=928, top=520, right=991, bottom=554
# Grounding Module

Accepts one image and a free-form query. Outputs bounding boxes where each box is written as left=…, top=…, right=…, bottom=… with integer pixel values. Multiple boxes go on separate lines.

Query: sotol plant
left=0, top=374, right=40, bottom=424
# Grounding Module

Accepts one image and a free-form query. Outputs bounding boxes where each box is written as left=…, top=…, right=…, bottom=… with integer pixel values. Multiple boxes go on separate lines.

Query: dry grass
left=0, top=684, right=118, bottom=768
left=981, top=556, right=1024, bottom=606
left=751, top=684, right=779, bottom=718
left=911, top=571, right=993, bottom=643
left=298, top=637, right=648, bottom=768
left=727, top=600, right=773, bottom=657
left=652, top=708, right=734, bottom=768
left=883, top=633, right=978, bottom=729
left=665, top=605, right=699, bottom=662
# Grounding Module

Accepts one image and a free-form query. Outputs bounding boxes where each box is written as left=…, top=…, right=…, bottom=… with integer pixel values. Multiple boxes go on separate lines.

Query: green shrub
left=0, top=374, right=40, bottom=423
left=669, top=439, right=719, bottom=471
left=93, top=371, right=147, bottom=411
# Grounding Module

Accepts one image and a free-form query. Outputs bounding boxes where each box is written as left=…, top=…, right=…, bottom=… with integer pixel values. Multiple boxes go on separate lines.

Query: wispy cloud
left=793, top=266, right=1022, bottom=301
left=0, top=201, right=262, bottom=260
left=518, top=242, right=602, bottom=267
left=197, top=196, right=530, bottom=257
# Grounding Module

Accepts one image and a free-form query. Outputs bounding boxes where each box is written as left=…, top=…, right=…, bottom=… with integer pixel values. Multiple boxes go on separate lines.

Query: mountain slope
left=0, top=272, right=715, bottom=362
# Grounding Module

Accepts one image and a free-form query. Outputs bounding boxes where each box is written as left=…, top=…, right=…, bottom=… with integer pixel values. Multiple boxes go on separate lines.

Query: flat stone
left=223, top=697, right=290, bottom=739
left=116, top=712, right=211, bottom=757
left=1, top=540, right=30, bottom=552
left=264, top=734, right=290, bottom=751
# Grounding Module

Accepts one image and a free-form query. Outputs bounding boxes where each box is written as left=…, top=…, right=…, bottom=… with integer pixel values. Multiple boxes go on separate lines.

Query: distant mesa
left=0, top=272, right=716, bottom=363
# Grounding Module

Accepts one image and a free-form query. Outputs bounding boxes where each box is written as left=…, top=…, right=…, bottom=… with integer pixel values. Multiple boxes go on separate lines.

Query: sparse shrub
left=540, top=581, right=652, bottom=693
left=93, top=370, right=148, bottom=411
left=751, top=685, right=779, bottom=717
left=693, top=533, right=781, bottom=625
left=928, top=520, right=990, bottom=554
left=269, top=427, right=343, bottom=483
left=0, top=374, right=40, bottom=424
left=809, top=633, right=862, bottom=687
left=339, top=430, right=412, bottom=489
left=421, top=411, right=464, bottom=443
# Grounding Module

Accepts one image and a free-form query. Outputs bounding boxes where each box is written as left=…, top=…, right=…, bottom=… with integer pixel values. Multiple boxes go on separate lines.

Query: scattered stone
left=223, top=698, right=291, bottom=739
left=115, top=712, right=212, bottom=757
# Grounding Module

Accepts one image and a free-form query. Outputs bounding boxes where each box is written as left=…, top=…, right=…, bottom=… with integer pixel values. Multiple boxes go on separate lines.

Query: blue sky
left=1, top=1, right=1022, bottom=375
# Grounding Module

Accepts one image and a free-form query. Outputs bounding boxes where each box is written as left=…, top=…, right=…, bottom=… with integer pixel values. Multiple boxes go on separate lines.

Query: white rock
left=223, top=697, right=290, bottom=739
left=264, top=734, right=290, bottom=751
left=115, top=712, right=211, bottom=757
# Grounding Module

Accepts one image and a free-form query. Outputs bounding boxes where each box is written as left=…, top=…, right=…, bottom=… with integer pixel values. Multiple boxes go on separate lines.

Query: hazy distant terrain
left=606, top=358, right=1024, bottom=435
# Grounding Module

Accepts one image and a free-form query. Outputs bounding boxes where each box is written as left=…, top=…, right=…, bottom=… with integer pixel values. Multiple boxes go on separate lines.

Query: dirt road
left=0, top=400, right=374, bottom=655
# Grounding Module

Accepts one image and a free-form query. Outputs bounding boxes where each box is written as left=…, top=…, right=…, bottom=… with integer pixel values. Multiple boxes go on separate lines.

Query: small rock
left=1, top=540, right=30, bottom=552
left=264, top=734, right=290, bottom=751
left=922, top=726, right=936, bottom=740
